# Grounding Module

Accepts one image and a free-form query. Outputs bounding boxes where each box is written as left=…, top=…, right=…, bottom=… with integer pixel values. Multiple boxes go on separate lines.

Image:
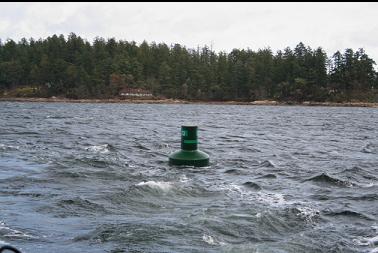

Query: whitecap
left=136, top=181, right=173, bottom=192
left=85, top=144, right=112, bottom=154
left=0, top=221, right=37, bottom=239
left=203, top=234, right=216, bottom=245
left=179, top=174, right=190, bottom=183
left=0, top=144, right=19, bottom=151
left=259, top=160, right=276, bottom=168
left=202, top=234, right=226, bottom=246
left=294, top=206, right=320, bottom=223
left=220, top=183, right=288, bottom=207
left=256, top=192, right=286, bottom=206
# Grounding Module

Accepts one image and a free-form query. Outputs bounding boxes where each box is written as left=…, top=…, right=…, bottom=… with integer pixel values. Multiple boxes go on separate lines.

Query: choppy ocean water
left=0, top=102, right=377, bottom=253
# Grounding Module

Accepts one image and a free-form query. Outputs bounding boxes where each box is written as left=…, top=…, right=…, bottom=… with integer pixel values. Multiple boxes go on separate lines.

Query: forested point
left=0, top=33, right=377, bottom=102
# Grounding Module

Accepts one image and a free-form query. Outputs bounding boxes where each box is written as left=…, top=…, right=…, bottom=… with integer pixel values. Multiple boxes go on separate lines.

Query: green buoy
left=169, top=126, right=209, bottom=167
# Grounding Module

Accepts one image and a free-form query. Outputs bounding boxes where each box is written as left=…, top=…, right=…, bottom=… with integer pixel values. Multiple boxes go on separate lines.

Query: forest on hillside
left=0, top=33, right=377, bottom=102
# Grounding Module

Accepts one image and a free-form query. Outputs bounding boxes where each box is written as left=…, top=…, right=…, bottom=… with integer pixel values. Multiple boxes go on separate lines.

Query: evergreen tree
left=0, top=34, right=376, bottom=102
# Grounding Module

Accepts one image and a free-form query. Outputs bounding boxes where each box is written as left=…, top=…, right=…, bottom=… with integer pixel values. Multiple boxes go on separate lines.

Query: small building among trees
left=119, top=87, right=154, bottom=99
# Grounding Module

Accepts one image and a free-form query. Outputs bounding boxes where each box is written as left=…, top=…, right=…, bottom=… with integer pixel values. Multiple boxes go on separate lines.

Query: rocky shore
left=0, top=97, right=377, bottom=108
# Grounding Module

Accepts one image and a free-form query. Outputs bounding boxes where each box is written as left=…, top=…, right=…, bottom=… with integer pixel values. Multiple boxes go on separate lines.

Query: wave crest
left=85, top=144, right=115, bottom=154
left=136, top=181, right=173, bottom=192
left=304, top=173, right=354, bottom=187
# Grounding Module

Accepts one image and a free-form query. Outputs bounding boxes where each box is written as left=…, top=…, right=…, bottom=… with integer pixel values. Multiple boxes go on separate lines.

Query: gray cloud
left=1, top=2, right=377, bottom=65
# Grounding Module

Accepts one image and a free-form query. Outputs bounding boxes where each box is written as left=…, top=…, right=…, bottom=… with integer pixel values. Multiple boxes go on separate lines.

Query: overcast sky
left=1, top=2, right=378, bottom=64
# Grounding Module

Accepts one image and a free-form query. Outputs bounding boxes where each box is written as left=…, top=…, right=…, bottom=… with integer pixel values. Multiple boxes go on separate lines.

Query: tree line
left=0, top=33, right=377, bottom=102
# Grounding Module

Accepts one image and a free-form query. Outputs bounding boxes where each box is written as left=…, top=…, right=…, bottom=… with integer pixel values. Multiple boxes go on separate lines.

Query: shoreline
left=0, top=97, right=377, bottom=108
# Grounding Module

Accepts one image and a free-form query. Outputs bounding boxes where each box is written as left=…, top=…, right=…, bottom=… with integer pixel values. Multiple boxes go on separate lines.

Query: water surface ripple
left=0, top=102, right=377, bottom=253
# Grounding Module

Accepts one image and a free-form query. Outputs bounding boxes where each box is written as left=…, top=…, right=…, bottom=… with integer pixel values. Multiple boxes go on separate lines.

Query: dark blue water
left=0, top=102, right=377, bottom=253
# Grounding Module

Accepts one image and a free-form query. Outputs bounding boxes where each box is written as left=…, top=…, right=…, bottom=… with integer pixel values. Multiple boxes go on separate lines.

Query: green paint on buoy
left=169, top=126, right=209, bottom=167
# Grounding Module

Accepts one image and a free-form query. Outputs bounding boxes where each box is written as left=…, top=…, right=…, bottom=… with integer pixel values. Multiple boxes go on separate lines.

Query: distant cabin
left=119, top=87, right=153, bottom=99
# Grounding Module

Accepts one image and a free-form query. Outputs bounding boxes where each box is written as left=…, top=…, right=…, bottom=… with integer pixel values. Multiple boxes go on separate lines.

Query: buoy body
left=169, top=126, right=209, bottom=167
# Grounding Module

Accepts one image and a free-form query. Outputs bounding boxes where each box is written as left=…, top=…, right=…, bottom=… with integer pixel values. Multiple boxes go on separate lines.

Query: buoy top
left=181, top=125, right=198, bottom=151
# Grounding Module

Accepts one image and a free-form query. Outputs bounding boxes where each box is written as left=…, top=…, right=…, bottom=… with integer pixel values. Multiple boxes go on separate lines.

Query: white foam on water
left=222, top=183, right=245, bottom=197
left=202, top=233, right=226, bottom=246
left=256, top=192, right=286, bottom=206
left=0, top=144, right=19, bottom=150
left=203, top=234, right=216, bottom=245
left=179, top=174, right=190, bottom=183
left=136, top=181, right=173, bottom=192
left=220, top=183, right=320, bottom=225
left=353, top=228, right=378, bottom=253
left=220, top=183, right=288, bottom=206
left=85, top=144, right=111, bottom=154
left=0, top=239, right=8, bottom=245
left=295, top=206, right=320, bottom=223
left=0, top=221, right=37, bottom=239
